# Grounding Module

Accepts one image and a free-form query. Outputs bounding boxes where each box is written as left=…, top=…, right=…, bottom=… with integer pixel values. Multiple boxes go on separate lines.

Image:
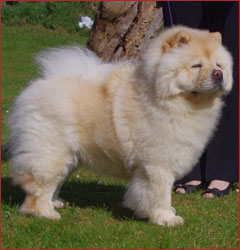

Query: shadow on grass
left=1, top=176, right=139, bottom=222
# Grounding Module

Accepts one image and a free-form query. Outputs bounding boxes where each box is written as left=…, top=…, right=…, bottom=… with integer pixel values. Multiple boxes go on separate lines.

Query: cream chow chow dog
left=10, top=26, right=233, bottom=226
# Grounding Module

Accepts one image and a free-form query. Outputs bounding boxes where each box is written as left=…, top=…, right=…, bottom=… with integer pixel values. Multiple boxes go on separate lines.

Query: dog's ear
left=210, top=32, right=222, bottom=43
left=162, top=30, right=191, bottom=53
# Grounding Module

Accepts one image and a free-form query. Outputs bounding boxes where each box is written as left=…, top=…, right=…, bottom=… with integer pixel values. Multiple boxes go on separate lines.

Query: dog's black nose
left=212, top=69, right=223, bottom=82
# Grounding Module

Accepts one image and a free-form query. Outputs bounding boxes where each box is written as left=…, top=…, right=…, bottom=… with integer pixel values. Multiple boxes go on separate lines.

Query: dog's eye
left=216, top=63, right=222, bottom=68
left=191, top=64, right=202, bottom=68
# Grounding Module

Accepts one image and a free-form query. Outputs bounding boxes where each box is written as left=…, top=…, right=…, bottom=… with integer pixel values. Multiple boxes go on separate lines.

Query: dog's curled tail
left=35, top=46, right=116, bottom=82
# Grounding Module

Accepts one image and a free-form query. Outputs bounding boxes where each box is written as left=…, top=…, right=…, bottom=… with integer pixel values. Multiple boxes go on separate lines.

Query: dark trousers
left=162, top=1, right=239, bottom=184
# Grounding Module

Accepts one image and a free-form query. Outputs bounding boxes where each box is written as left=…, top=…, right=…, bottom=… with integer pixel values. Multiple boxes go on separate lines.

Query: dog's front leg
left=123, top=167, right=183, bottom=226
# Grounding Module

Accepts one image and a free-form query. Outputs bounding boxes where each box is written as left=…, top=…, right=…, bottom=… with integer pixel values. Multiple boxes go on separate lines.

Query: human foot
left=202, top=180, right=232, bottom=198
left=174, top=180, right=201, bottom=194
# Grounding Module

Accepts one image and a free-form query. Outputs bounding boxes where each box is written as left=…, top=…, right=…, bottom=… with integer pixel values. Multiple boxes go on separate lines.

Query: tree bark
left=87, top=1, right=163, bottom=62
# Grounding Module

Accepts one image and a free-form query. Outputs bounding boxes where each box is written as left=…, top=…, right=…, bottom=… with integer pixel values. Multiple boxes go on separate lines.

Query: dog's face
left=141, top=27, right=233, bottom=98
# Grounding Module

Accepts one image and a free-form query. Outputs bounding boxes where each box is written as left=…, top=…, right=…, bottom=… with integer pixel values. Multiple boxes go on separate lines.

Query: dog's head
left=140, top=26, right=233, bottom=98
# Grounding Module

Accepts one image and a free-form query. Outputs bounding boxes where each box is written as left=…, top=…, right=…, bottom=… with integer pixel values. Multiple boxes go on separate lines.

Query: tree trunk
left=87, top=1, right=163, bottom=62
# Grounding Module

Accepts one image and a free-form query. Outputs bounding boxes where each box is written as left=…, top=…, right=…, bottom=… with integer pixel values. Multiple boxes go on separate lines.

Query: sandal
left=202, top=183, right=232, bottom=197
left=174, top=183, right=202, bottom=194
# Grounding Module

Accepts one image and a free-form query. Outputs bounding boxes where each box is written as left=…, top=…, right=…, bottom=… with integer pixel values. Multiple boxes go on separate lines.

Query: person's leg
left=203, top=2, right=239, bottom=197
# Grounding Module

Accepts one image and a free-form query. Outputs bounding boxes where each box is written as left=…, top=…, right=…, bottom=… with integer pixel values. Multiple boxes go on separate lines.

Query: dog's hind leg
left=13, top=153, right=76, bottom=219
left=19, top=181, right=61, bottom=220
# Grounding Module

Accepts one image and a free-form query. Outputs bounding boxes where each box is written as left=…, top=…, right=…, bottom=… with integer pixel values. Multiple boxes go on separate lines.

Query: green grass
left=1, top=1, right=98, bottom=32
left=1, top=24, right=239, bottom=249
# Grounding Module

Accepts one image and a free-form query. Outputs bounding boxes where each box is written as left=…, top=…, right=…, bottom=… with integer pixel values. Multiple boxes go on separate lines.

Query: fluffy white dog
left=10, top=26, right=233, bottom=226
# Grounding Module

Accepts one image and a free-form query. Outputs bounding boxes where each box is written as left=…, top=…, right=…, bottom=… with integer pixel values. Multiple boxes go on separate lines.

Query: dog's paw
left=165, top=215, right=184, bottom=226
left=154, top=215, right=184, bottom=226
left=150, top=208, right=184, bottom=226
left=52, top=198, right=65, bottom=208
left=20, top=204, right=61, bottom=220
left=35, top=209, right=61, bottom=220
left=45, top=210, right=61, bottom=220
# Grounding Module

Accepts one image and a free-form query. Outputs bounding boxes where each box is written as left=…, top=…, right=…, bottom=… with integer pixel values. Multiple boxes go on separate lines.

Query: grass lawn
left=1, top=24, right=239, bottom=249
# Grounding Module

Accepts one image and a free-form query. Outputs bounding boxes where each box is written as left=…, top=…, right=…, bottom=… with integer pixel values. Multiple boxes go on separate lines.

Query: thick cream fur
left=10, top=26, right=233, bottom=226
